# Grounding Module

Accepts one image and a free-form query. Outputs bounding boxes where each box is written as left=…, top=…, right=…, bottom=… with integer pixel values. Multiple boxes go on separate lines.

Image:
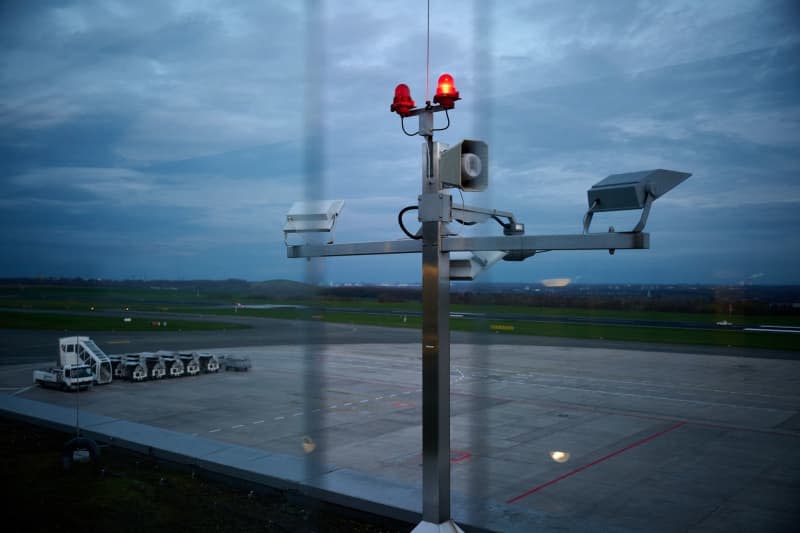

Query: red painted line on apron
left=506, top=421, right=686, bottom=504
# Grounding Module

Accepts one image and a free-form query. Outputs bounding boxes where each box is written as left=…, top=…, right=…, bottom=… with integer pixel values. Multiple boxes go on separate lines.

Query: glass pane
left=2, top=2, right=798, bottom=531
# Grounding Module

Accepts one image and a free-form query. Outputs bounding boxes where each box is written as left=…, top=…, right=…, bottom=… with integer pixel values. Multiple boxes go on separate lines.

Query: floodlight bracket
left=632, top=194, right=654, bottom=233
left=583, top=193, right=654, bottom=234
left=451, top=204, right=512, bottom=224
left=451, top=204, right=524, bottom=235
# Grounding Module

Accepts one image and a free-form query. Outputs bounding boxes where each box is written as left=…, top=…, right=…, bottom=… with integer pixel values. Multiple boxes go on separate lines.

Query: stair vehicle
left=33, top=336, right=109, bottom=390
left=34, top=336, right=226, bottom=388
left=60, top=336, right=113, bottom=385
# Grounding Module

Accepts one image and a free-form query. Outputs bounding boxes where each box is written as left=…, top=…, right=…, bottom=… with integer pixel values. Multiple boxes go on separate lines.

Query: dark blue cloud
left=0, top=112, right=132, bottom=173
left=146, top=142, right=302, bottom=179
left=1, top=2, right=798, bottom=283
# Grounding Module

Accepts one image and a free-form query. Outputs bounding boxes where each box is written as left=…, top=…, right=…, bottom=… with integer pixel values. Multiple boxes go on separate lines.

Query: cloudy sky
left=1, top=1, right=799, bottom=285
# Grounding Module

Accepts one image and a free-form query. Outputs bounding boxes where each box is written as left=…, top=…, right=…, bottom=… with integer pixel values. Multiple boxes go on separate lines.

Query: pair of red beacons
left=390, top=73, right=460, bottom=117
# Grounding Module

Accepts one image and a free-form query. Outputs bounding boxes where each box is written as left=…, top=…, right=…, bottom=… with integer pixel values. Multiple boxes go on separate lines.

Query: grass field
left=245, top=307, right=800, bottom=352
left=2, top=284, right=798, bottom=351
left=33, top=294, right=782, bottom=326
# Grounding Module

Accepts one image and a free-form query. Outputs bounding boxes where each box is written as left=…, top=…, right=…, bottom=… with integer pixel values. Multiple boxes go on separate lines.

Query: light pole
left=283, top=74, right=690, bottom=532
left=419, top=110, right=454, bottom=530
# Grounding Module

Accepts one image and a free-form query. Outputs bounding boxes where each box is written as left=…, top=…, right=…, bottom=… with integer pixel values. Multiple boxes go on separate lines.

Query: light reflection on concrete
left=549, top=450, right=570, bottom=463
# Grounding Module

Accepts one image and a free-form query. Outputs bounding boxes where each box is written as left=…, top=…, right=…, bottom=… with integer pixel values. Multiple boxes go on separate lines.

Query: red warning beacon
left=390, top=83, right=416, bottom=116
left=433, top=73, right=460, bottom=109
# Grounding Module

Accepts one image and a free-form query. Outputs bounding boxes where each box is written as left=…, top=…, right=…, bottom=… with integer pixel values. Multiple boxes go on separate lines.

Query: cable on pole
left=398, top=205, right=422, bottom=239
left=401, top=117, right=420, bottom=136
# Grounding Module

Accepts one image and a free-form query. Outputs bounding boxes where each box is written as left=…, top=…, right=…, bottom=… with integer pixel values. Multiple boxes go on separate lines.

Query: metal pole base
left=411, top=520, right=465, bottom=533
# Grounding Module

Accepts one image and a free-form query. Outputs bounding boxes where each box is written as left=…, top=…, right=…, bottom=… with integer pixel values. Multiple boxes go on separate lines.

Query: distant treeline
left=319, top=284, right=800, bottom=316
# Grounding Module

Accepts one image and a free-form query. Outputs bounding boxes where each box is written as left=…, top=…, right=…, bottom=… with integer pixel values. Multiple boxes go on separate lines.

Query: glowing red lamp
left=390, top=83, right=416, bottom=116
left=433, top=73, right=460, bottom=109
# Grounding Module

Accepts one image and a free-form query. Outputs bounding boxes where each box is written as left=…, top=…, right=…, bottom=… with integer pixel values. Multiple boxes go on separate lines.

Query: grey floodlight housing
left=449, top=251, right=506, bottom=281
left=583, top=169, right=690, bottom=233
left=439, top=139, right=488, bottom=191
left=284, top=200, right=345, bottom=244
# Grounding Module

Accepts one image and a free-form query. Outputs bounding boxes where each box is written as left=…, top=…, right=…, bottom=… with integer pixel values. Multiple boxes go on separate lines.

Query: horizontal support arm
left=286, top=232, right=648, bottom=258
left=404, top=104, right=447, bottom=117
left=442, top=232, right=649, bottom=252
left=286, top=239, right=423, bottom=258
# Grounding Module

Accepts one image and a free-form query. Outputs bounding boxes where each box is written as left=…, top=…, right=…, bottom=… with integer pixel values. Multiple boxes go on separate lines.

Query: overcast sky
left=1, top=1, right=799, bottom=285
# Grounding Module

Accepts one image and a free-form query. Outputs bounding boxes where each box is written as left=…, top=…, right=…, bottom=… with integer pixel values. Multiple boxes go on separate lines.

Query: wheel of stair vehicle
left=185, top=359, right=200, bottom=376
left=150, top=361, right=166, bottom=379
left=198, top=353, right=220, bottom=373
left=168, top=359, right=184, bottom=377
left=131, top=363, right=147, bottom=381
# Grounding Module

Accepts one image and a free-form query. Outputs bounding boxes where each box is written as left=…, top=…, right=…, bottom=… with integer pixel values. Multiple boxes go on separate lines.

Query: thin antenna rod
left=425, top=0, right=430, bottom=102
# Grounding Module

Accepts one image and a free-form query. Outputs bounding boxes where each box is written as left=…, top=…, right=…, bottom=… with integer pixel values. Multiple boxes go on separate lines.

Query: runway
left=2, top=329, right=799, bottom=531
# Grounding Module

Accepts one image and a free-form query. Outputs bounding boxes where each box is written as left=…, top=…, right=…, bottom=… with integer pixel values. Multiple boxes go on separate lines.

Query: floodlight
left=583, top=169, right=690, bottom=233
left=449, top=251, right=506, bottom=281
left=587, top=169, right=691, bottom=211
left=284, top=200, right=345, bottom=244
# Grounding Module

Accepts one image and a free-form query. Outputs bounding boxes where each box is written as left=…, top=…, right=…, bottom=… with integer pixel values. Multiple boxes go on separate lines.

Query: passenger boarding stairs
left=60, top=336, right=113, bottom=385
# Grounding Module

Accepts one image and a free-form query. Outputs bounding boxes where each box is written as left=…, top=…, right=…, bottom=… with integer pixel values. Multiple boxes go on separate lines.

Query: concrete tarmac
left=2, top=327, right=799, bottom=531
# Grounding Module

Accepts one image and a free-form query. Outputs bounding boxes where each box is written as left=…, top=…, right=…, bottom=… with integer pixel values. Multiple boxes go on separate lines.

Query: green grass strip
left=241, top=308, right=799, bottom=351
